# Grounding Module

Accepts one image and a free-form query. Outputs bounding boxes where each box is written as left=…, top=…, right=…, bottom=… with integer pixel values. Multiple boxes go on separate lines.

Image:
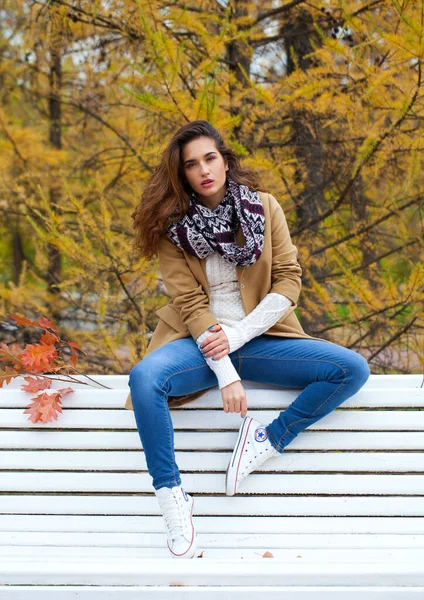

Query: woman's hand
left=200, top=324, right=230, bottom=360
left=221, top=380, right=247, bottom=416
left=200, top=324, right=246, bottom=415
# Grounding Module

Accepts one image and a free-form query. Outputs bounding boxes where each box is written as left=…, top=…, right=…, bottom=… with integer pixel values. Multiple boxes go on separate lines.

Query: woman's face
left=181, top=136, right=229, bottom=203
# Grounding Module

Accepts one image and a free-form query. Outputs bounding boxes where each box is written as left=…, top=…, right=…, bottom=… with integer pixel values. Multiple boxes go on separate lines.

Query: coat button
left=241, top=284, right=245, bottom=289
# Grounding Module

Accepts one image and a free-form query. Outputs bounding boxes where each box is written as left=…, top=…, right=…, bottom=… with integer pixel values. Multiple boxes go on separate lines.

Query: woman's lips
left=201, top=180, right=214, bottom=187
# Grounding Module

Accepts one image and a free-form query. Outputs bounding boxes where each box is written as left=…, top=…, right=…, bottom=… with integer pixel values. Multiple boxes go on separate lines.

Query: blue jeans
left=128, top=335, right=370, bottom=490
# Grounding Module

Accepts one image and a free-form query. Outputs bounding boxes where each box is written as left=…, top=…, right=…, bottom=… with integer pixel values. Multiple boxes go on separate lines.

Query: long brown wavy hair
left=131, top=120, right=269, bottom=260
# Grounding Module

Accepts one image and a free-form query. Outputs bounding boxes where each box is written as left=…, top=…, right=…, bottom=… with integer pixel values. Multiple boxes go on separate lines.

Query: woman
left=127, top=120, right=370, bottom=559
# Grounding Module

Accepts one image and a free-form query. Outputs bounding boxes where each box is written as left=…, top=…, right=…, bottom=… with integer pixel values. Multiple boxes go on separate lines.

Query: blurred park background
left=0, top=0, right=423, bottom=377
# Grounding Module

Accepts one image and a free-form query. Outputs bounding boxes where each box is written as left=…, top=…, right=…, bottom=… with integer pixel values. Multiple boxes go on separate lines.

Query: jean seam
left=160, top=355, right=239, bottom=390
left=154, top=478, right=181, bottom=490
left=238, top=356, right=348, bottom=452
left=267, top=427, right=280, bottom=453
left=155, top=362, right=213, bottom=487
left=160, top=362, right=211, bottom=389
left=159, top=386, right=180, bottom=487
left=274, top=372, right=348, bottom=451
left=239, top=355, right=347, bottom=371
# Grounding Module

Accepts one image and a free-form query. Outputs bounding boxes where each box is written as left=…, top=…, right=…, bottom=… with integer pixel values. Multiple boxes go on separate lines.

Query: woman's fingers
left=224, top=399, right=234, bottom=414
left=201, top=331, right=229, bottom=358
left=204, top=346, right=229, bottom=360
left=223, top=397, right=244, bottom=414
left=212, top=349, right=228, bottom=360
left=221, top=381, right=247, bottom=415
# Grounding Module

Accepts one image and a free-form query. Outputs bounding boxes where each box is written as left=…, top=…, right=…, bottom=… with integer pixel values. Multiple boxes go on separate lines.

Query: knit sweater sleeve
left=219, top=293, right=292, bottom=353
left=195, top=329, right=241, bottom=390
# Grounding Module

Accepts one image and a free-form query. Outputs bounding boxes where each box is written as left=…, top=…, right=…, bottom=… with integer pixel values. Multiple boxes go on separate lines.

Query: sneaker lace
left=160, top=490, right=189, bottom=541
left=241, top=440, right=273, bottom=476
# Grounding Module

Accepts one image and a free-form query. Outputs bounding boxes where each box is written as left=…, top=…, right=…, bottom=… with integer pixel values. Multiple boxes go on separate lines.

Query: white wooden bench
left=1, top=373, right=423, bottom=598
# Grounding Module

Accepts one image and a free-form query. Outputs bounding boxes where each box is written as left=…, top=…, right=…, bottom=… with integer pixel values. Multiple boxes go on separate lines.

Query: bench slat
left=2, top=387, right=423, bottom=409
left=3, top=409, right=424, bottom=430
left=2, top=531, right=424, bottom=549
left=1, top=552, right=424, bottom=586
left=2, top=515, right=424, bottom=534
left=1, top=373, right=421, bottom=390
left=1, top=587, right=422, bottom=600
left=0, top=495, right=423, bottom=516
left=0, top=587, right=423, bottom=600
left=1, top=471, right=424, bottom=495
left=2, top=450, right=424, bottom=473
left=1, top=430, right=423, bottom=450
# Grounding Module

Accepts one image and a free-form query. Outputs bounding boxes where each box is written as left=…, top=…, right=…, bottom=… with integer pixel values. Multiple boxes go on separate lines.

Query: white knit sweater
left=195, top=252, right=292, bottom=389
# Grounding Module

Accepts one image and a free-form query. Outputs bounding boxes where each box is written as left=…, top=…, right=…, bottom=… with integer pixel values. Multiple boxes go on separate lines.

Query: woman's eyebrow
left=183, top=151, right=217, bottom=165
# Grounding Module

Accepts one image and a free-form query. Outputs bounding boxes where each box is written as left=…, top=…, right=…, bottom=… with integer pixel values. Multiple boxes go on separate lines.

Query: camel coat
left=124, top=191, right=330, bottom=411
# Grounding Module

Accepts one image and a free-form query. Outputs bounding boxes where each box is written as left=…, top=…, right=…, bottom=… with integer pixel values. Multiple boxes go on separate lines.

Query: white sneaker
left=226, top=416, right=279, bottom=496
left=154, top=485, right=197, bottom=558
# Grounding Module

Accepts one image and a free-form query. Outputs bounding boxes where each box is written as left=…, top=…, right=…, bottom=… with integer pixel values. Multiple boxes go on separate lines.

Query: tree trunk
left=47, top=6, right=63, bottom=322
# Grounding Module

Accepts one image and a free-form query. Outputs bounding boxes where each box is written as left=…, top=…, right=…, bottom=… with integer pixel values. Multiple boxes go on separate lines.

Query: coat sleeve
left=267, top=193, right=302, bottom=306
left=157, top=234, right=219, bottom=340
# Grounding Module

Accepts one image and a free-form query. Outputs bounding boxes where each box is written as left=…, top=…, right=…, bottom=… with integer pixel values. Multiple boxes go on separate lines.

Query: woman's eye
left=186, top=156, right=215, bottom=168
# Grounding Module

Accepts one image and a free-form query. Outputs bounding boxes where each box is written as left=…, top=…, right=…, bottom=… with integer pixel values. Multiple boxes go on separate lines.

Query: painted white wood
left=1, top=555, right=424, bottom=586
left=2, top=532, right=424, bottom=550
left=3, top=409, right=424, bottom=430
left=0, top=494, right=423, bottom=516
left=2, top=514, right=424, bottom=535
left=1, top=514, right=424, bottom=536
left=2, top=471, right=424, bottom=495
left=2, top=450, right=424, bottom=472
left=1, top=372, right=422, bottom=390
left=1, top=587, right=423, bottom=599
left=2, top=546, right=424, bottom=562
left=2, top=386, right=424, bottom=409
left=1, top=430, right=423, bottom=450
left=1, top=374, right=423, bottom=593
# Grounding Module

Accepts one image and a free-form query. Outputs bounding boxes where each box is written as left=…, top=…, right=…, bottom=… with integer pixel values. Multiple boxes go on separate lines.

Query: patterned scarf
left=165, top=178, right=265, bottom=267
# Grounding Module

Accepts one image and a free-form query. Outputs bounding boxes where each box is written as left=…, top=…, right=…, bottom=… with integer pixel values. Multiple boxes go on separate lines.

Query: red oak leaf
left=10, top=315, right=40, bottom=328
left=0, top=366, right=18, bottom=388
left=68, top=340, right=84, bottom=353
left=20, top=343, right=59, bottom=373
left=21, top=375, right=53, bottom=393
left=0, top=342, right=24, bottom=368
left=67, top=340, right=85, bottom=366
left=39, top=331, right=59, bottom=345
left=23, top=390, right=63, bottom=423
left=11, top=314, right=59, bottom=334
left=37, top=316, right=59, bottom=333
left=44, top=365, right=68, bottom=373
left=57, top=387, right=74, bottom=395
